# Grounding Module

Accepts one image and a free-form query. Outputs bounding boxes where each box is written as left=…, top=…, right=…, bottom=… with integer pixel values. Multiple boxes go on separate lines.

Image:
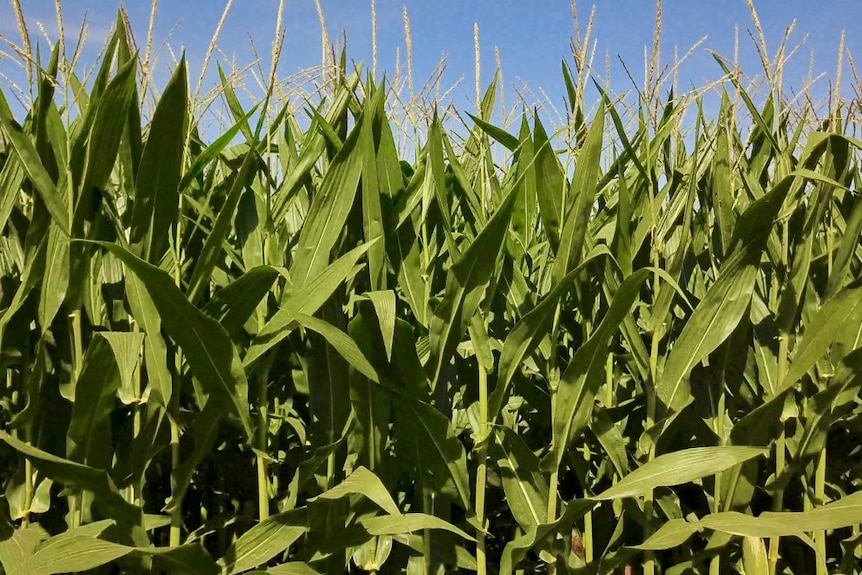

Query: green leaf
left=633, top=518, right=700, bottom=551
left=37, top=222, right=69, bottom=331
left=100, top=331, right=145, bottom=405
left=187, top=149, right=259, bottom=304
left=499, top=499, right=595, bottom=575
left=100, top=243, right=253, bottom=440
left=548, top=268, right=651, bottom=470
left=126, top=272, right=173, bottom=408
left=488, top=248, right=610, bottom=419
left=267, top=563, right=322, bottom=575
left=129, top=57, right=188, bottom=263
left=0, top=526, right=44, bottom=574
left=245, top=242, right=374, bottom=366
left=289, top=110, right=366, bottom=288
left=467, top=113, right=519, bottom=151
left=393, top=395, right=472, bottom=511
left=742, top=536, right=769, bottom=575
left=80, top=55, right=137, bottom=193
left=8, top=531, right=219, bottom=575
left=10, top=534, right=129, bottom=575
left=699, top=512, right=810, bottom=543
left=217, top=510, right=307, bottom=575
left=657, top=173, right=797, bottom=413
left=533, top=114, right=563, bottom=249
left=493, top=427, right=549, bottom=532
left=552, top=100, right=604, bottom=283
left=311, top=466, right=400, bottom=516
left=595, top=447, right=767, bottom=501
left=204, top=266, right=280, bottom=337
left=427, top=186, right=517, bottom=388
left=360, top=513, right=474, bottom=542
left=0, top=430, right=141, bottom=531
left=362, top=290, right=397, bottom=361
left=360, top=87, right=388, bottom=290
left=67, top=335, right=122, bottom=469
left=0, top=90, right=68, bottom=234
left=781, top=277, right=862, bottom=391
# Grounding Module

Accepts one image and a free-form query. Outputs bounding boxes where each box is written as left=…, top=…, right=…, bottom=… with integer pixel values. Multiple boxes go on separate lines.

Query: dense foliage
left=1, top=7, right=861, bottom=575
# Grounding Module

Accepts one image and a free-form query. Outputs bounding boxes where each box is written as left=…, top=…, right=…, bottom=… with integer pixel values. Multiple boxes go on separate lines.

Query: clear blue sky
left=1, top=1, right=859, bottom=121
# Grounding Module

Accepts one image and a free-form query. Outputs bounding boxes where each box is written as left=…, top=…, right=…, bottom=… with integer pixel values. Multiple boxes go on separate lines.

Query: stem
left=814, top=445, right=827, bottom=574
left=644, top=317, right=660, bottom=575
left=256, top=367, right=270, bottom=521
left=423, top=489, right=433, bottom=575
left=70, top=309, right=84, bottom=527
left=129, top=323, right=143, bottom=507
left=768, top=335, right=789, bottom=573
left=255, top=345, right=274, bottom=522
left=22, top=449, right=33, bottom=529
left=643, top=136, right=661, bottom=575
left=475, top=352, right=489, bottom=575
left=710, top=378, right=726, bottom=575
left=169, top=417, right=182, bottom=547
left=546, top=305, right=562, bottom=575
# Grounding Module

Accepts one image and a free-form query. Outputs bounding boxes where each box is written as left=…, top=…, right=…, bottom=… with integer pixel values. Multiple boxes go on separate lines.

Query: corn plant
left=1, top=3, right=862, bottom=575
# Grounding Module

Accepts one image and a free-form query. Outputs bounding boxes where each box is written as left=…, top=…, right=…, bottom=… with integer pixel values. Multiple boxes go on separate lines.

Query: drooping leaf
left=100, top=243, right=253, bottom=440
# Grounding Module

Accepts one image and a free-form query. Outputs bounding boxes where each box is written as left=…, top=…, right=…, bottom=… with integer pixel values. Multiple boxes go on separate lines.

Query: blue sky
left=0, top=1, right=859, bottom=122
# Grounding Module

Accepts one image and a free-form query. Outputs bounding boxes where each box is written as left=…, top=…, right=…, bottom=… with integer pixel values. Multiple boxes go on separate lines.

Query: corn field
left=1, top=2, right=862, bottom=574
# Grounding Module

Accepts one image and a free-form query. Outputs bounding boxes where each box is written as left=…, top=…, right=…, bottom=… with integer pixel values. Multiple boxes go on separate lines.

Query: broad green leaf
left=37, top=222, right=69, bottom=331
left=126, top=272, right=173, bottom=408
left=742, top=536, right=769, bottom=575
left=10, top=534, right=129, bottom=575
left=552, top=100, right=604, bottom=283
left=0, top=430, right=141, bottom=531
left=0, top=91, right=68, bottom=234
left=466, top=113, right=519, bottom=151
left=129, top=57, right=188, bottom=264
left=657, top=173, right=797, bottom=413
left=204, top=265, right=280, bottom=337
left=393, top=395, right=471, bottom=511
left=8, top=532, right=219, bottom=575
left=699, top=512, right=813, bottom=547
left=179, top=103, right=259, bottom=192
left=533, top=115, right=563, bottom=249
left=499, top=499, right=595, bottom=575
left=595, top=447, right=767, bottom=501
left=187, top=149, right=259, bottom=304
left=633, top=518, right=700, bottom=551
left=762, top=490, right=862, bottom=532
left=80, top=55, right=137, bottom=194
left=267, top=563, right=323, bottom=575
left=488, top=248, right=610, bottom=419
left=780, top=277, right=862, bottom=391
left=549, top=268, right=651, bottom=470
left=494, top=427, right=548, bottom=532
left=218, top=510, right=307, bottom=575
left=0, top=526, right=44, bottom=574
left=363, top=290, right=397, bottom=361
left=427, top=186, right=517, bottom=388
left=245, top=242, right=374, bottom=366
left=360, top=87, right=387, bottom=290
left=100, top=243, right=253, bottom=440
left=360, top=513, right=474, bottom=542
left=67, top=335, right=122, bottom=469
left=289, top=110, right=366, bottom=288
left=100, top=331, right=144, bottom=405
left=295, top=312, right=381, bottom=383
left=311, top=466, right=400, bottom=516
